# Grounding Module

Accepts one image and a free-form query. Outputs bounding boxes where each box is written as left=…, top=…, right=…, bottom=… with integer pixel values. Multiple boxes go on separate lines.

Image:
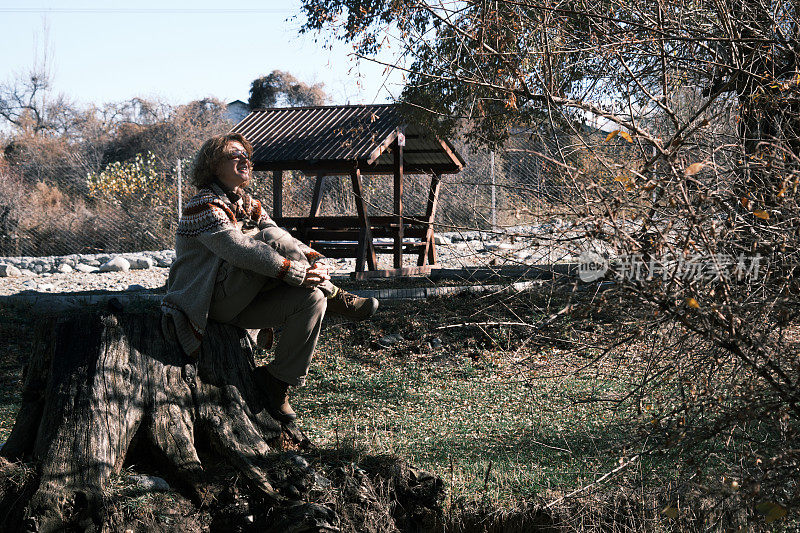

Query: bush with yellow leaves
left=87, top=152, right=171, bottom=208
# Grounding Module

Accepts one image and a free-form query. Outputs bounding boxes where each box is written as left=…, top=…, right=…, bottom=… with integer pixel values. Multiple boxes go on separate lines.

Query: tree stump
left=0, top=301, right=310, bottom=531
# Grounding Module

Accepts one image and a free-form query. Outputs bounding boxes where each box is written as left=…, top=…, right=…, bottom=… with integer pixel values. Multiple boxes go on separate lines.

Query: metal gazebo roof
left=231, top=103, right=464, bottom=174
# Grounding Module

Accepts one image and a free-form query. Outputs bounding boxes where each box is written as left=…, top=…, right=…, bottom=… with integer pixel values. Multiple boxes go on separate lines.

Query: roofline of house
left=248, top=102, right=397, bottom=112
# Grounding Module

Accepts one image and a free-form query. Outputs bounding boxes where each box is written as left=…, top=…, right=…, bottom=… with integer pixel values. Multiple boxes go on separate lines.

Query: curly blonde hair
left=190, top=133, right=253, bottom=188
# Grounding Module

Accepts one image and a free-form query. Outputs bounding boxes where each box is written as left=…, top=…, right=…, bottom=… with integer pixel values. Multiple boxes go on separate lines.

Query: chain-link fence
left=0, top=125, right=605, bottom=258
left=250, top=130, right=592, bottom=235
left=0, top=155, right=186, bottom=257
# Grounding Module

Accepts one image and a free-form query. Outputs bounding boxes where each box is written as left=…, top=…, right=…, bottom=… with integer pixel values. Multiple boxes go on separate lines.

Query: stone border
left=0, top=263, right=583, bottom=312
left=0, top=250, right=176, bottom=276
left=0, top=278, right=556, bottom=313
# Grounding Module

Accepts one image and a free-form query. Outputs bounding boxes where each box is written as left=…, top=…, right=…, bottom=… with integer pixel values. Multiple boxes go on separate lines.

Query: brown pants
left=208, top=227, right=327, bottom=386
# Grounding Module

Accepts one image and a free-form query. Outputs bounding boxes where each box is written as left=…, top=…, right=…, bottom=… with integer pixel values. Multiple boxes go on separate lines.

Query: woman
left=161, top=133, right=378, bottom=422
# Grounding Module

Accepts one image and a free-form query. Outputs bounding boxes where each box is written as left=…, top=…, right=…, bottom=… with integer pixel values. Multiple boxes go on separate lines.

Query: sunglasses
left=226, top=149, right=251, bottom=162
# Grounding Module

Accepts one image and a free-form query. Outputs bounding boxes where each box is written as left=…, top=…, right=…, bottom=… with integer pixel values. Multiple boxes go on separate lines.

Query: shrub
left=87, top=152, right=170, bottom=208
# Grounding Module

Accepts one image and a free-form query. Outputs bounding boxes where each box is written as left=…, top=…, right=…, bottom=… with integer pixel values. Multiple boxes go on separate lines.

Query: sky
left=0, top=0, right=406, bottom=109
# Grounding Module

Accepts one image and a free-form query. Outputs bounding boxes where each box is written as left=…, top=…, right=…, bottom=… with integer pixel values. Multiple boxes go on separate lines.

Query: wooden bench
left=274, top=215, right=438, bottom=272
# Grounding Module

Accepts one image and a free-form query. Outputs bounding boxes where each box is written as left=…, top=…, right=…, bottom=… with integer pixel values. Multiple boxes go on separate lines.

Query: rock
left=126, top=284, right=148, bottom=292
left=314, top=472, right=332, bottom=488
left=83, top=259, right=101, bottom=267
left=99, top=256, right=130, bottom=272
left=74, top=264, right=99, bottom=273
left=482, top=242, right=504, bottom=251
left=38, top=283, right=55, bottom=291
left=18, top=269, right=35, bottom=277
left=269, top=502, right=339, bottom=533
left=378, top=333, right=404, bottom=348
left=434, top=234, right=452, bottom=245
left=128, top=256, right=154, bottom=270
left=430, top=337, right=443, bottom=349
left=155, top=256, right=173, bottom=268
left=0, top=264, right=22, bottom=277
left=128, top=475, right=171, bottom=491
left=57, top=263, right=73, bottom=274
left=288, top=453, right=310, bottom=470
left=22, top=280, right=37, bottom=289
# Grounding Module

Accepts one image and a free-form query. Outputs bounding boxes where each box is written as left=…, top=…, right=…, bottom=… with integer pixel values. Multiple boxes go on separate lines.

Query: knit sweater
left=161, top=183, right=321, bottom=358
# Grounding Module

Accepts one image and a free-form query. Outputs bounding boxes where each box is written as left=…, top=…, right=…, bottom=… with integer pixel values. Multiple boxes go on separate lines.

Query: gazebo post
left=419, top=172, right=441, bottom=266
left=393, top=134, right=405, bottom=268
left=350, top=168, right=377, bottom=271
left=299, top=172, right=327, bottom=243
left=308, top=172, right=326, bottom=219
left=272, top=170, right=283, bottom=218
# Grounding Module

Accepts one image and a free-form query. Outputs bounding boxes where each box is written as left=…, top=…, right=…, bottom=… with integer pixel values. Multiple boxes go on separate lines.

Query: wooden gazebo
left=231, top=104, right=464, bottom=275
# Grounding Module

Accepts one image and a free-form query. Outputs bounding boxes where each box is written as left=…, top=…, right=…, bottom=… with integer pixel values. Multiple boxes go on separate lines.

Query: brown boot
left=326, top=289, right=379, bottom=321
left=254, top=366, right=296, bottom=422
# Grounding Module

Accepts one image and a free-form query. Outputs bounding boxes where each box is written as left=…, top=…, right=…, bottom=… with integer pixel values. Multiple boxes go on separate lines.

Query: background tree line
left=0, top=68, right=334, bottom=256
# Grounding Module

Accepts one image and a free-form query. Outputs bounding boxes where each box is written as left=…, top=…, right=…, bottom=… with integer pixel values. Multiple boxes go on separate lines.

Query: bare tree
left=0, top=70, right=56, bottom=135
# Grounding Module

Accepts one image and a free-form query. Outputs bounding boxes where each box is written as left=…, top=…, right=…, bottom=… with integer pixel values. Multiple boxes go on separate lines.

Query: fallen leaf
left=686, top=298, right=700, bottom=309
left=619, top=131, right=633, bottom=143
left=505, top=93, right=517, bottom=109
left=661, top=506, right=678, bottom=519
left=685, top=162, right=705, bottom=176
left=756, top=502, right=787, bottom=523
left=605, top=130, right=620, bottom=142
left=753, top=210, right=770, bottom=220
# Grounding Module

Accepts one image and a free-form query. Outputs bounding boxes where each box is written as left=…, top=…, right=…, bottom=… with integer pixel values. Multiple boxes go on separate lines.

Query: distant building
left=224, top=100, right=250, bottom=125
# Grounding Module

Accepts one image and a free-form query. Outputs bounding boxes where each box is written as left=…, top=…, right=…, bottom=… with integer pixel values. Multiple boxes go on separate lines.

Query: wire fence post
left=176, top=158, right=182, bottom=221
left=490, top=150, right=496, bottom=231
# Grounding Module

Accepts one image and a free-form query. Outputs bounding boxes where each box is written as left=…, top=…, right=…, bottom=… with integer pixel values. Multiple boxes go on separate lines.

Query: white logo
left=578, top=251, right=608, bottom=282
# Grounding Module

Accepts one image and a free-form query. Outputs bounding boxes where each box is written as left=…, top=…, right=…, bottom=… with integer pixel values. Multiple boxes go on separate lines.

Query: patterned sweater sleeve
left=251, top=198, right=326, bottom=264
left=179, top=194, right=306, bottom=286
left=251, top=198, right=279, bottom=230
left=297, top=241, right=325, bottom=264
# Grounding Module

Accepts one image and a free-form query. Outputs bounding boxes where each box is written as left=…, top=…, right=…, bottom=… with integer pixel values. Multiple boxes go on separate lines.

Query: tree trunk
left=0, top=302, right=308, bottom=532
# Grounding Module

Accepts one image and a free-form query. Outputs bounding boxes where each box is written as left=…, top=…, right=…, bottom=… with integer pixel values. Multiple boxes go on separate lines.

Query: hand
left=301, top=264, right=330, bottom=288
left=311, top=260, right=331, bottom=276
